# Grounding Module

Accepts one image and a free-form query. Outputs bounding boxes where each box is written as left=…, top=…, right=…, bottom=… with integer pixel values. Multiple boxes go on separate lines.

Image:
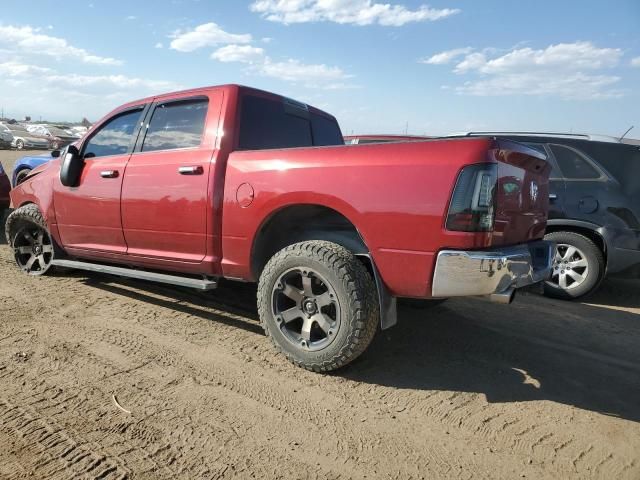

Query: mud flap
left=356, top=253, right=397, bottom=330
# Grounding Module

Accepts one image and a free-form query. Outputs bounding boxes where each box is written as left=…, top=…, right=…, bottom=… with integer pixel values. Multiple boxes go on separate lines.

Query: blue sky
left=1, top=0, right=639, bottom=137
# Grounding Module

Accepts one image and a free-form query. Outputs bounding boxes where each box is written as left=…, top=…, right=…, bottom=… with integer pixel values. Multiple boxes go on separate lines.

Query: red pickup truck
left=6, top=84, right=553, bottom=371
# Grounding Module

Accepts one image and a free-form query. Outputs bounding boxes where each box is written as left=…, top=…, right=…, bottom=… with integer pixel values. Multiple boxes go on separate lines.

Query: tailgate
left=490, top=139, right=551, bottom=246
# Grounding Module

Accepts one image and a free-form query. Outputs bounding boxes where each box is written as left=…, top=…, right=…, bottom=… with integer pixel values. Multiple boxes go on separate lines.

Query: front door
left=121, top=92, right=222, bottom=262
left=53, top=106, right=145, bottom=253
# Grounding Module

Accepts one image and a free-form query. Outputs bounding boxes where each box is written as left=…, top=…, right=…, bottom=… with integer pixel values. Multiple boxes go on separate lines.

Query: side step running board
left=51, top=259, right=218, bottom=290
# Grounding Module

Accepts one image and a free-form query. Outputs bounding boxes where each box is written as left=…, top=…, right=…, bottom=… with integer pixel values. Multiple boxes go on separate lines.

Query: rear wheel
left=543, top=231, right=604, bottom=299
left=5, top=204, right=55, bottom=276
left=258, top=241, right=379, bottom=372
left=15, top=168, right=31, bottom=185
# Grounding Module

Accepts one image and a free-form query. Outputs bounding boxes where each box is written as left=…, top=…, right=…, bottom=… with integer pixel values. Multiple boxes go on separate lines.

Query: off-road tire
left=258, top=241, right=379, bottom=372
left=5, top=204, right=56, bottom=275
left=543, top=231, right=605, bottom=300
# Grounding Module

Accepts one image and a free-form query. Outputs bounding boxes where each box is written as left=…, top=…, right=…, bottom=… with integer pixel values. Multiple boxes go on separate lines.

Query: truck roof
left=117, top=84, right=336, bottom=120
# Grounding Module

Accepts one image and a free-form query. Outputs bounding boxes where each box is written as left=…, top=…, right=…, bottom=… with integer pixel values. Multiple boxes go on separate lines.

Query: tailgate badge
left=530, top=181, right=539, bottom=203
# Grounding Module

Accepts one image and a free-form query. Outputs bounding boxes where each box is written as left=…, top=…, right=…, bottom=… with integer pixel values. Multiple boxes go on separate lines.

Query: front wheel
left=258, top=241, right=379, bottom=372
left=5, top=204, right=55, bottom=276
left=543, top=231, right=604, bottom=299
left=15, top=139, right=24, bottom=150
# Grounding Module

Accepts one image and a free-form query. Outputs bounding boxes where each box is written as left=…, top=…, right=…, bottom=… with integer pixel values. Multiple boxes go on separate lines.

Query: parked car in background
left=70, top=125, right=89, bottom=136
left=452, top=132, right=640, bottom=299
left=0, top=127, right=13, bottom=149
left=0, top=162, right=10, bottom=214
left=0, top=123, right=49, bottom=150
left=12, top=152, right=53, bottom=186
left=5, top=84, right=553, bottom=371
left=26, top=125, right=78, bottom=149
left=344, top=134, right=433, bottom=144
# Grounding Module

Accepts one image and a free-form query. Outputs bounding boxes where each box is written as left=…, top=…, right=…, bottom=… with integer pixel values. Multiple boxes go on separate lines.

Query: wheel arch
left=249, top=203, right=398, bottom=331
left=545, top=219, right=607, bottom=260
left=250, top=203, right=368, bottom=280
left=13, top=166, right=32, bottom=186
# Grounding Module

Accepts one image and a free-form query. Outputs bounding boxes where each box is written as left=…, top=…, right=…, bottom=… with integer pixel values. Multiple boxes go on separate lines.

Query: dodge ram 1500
left=6, top=84, right=554, bottom=371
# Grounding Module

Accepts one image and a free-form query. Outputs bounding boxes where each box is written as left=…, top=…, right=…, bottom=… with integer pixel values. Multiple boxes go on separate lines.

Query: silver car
left=0, top=123, right=49, bottom=150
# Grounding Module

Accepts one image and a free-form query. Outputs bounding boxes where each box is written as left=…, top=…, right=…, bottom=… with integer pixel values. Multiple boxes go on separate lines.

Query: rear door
left=121, top=91, right=223, bottom=262
left=546, top=143, right=607, bottom=225
left=53, top=106, right=146, bottom=252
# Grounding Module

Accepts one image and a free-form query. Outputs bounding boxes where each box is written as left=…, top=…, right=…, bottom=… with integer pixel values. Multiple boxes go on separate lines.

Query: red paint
left=10, top=84, right=551, bottom=298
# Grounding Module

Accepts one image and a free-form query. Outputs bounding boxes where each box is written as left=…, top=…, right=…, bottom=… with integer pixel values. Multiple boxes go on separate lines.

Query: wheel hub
left=546, top=243, right=589, bottom=290
left=271, top=268, right=340, bottom=352
left=302, top=298, right=317, bottom=315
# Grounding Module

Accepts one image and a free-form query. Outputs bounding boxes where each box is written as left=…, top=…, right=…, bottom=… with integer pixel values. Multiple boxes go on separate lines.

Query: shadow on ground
left=68, top=271, right=640, bottom=424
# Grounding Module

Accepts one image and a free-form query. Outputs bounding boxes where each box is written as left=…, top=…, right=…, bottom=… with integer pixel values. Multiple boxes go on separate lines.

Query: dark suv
left=457, top=132, right=640, bottom=299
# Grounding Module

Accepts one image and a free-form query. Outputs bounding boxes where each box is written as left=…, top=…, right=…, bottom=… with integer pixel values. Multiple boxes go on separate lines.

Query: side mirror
left=51, top=149, right=61, bottom=158
left=59, top=145, right=83, bottom=187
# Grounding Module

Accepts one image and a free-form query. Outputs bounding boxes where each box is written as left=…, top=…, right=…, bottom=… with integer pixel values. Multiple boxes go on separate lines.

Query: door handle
left=549, top=193, right=558, bottom=200
left=178, top=165, right=203, bottom=175
left=100, top=170, right=119, bottom=178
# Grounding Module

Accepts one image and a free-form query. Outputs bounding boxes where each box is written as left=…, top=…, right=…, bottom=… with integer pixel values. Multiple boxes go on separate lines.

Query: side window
left=238, top=95, right=313, bottom=150
left=311, top=114, right=343, bottom=146
left=549, top=144, right=600, bottom=179
left=523, top=142, right=561, bottom=178
left=84, top=109, right=143, bottom=158
left=141, top=99, right=208, bottom=152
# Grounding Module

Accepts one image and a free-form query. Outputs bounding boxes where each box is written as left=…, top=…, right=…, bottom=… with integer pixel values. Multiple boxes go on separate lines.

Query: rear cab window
left=237, top=94, right=343, bottom=150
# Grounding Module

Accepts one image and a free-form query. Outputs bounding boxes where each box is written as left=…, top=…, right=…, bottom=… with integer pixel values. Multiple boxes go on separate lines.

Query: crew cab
left=6, top=85, right=553, bottom=371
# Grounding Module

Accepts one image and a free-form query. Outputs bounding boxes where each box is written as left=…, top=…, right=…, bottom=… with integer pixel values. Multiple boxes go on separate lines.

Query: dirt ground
left=1, top=151, right=639, bottom=479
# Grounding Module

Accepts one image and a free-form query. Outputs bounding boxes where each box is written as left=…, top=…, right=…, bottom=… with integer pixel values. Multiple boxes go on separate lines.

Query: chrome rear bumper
left=432, top=240, right=554, bottom=299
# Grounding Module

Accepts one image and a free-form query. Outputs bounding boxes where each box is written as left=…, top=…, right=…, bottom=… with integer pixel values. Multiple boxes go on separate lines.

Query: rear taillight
left=446, top=163, right=497, bottom=232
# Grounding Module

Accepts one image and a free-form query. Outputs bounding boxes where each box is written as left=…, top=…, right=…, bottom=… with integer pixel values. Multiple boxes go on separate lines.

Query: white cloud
left=456, top=73, right=621, bottom=99
left=631, top=56, right=640, bottom=67
left=419, top=47, right=471, bottom=65
left=250, top=0, right=460, bottom=26
left=258, top=58, right=353, bottom=88
left=212, top=44, right=265, bottom=63
left=424, top=42, right=624, bottom=99
left=0, top=25, right=122, bottom=66
left=45, top=73, right=178, bottom=91
left=0, top=60, right=178, bottom=91
left=0, top=61, right=51, bottom=77
left=456, top=42, right=621, bottom=74
left=125, top=15, right=137, bottom=21
left=0, top=59, right=181, bottom=120
left=171, top=21, right=355, bottom=89
left=169, top=22, right=252, bottom=52
left=155, top=42, right=163, bottom=49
